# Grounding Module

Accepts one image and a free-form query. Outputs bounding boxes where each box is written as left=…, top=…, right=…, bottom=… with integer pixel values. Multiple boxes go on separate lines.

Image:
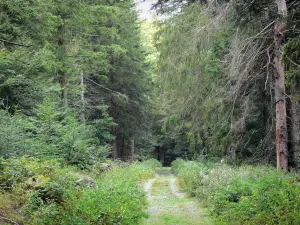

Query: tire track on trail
left=142, top=168, right=213, bottom=225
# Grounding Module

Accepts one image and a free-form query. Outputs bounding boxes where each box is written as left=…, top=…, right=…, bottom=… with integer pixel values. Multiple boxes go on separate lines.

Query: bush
left=171, top=158, right=209, bottom=195
left=0, top=157, right=159, bottom=225
left=171, top=159, right=300, bottom=225
left=62, top=160, right=160, bottom=225
left=0, top=157, right=81, bottom=224
left=212, top=169, right=300, bottom=225
left=0, top=156, right=47, bottom=189
left=63, top=179, right=146, bottom=224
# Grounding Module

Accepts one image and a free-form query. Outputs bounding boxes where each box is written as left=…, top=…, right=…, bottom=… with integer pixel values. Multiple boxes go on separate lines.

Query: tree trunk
left=286, top=94, right=294, bottom=167
left=61, top=74, right=68, bottom=107
left=112, top=126, right=120, bottom=159
left=287, top=84, right=300, bottom=170
left=159, top=148, right=165, bottom=165
left=291, top=100, right=300, bottom=170
left=130, top=138, right=135, bottom=160
left=112, top=138, right=118, bottom=159
left=120, top=137, right=125, bottom=159
left=111, top=111, right=121, bottom=159
left=80, top=72, right=85, bottom=121
left=274, top=0, right=288, bottom=172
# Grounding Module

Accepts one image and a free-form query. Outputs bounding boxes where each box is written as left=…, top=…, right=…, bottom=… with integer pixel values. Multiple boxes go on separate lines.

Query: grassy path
left=141, top=167, right=213, bottom=225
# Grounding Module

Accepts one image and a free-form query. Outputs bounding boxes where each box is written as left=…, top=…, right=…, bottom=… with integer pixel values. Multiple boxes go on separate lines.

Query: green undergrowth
left=172, top=158, right=300, bottom=225
left=0, top=157, right=160, bottom=225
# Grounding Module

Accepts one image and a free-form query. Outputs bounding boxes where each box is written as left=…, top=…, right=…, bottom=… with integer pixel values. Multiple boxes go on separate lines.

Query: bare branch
left=285, top=55, right=300, bottom=67
left=265, top=46, right=272, bottom=90
left=0, top=216, right=20, bottom=225
left=83, top=76, right=127, bottom=98
left=0, top=38, right=32, bottom=47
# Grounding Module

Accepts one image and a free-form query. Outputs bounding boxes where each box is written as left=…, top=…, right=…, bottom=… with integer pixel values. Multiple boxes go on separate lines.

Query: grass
left=142, top=167, right=214, bottom=225
left=171, top=158, right=300, bottom=225
left=0, top=157, right=161, bottom=225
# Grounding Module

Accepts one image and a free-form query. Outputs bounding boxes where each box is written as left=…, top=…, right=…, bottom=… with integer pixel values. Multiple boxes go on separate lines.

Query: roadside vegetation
left=172, top=159, right=300, bottom=225
left=0, top=157, right=160, bottom=225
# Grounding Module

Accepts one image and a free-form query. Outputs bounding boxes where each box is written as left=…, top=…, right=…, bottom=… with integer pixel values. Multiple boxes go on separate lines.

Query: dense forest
left=0, top=0, right=156, bottom=164
left=0, top=0, right=300, bottom=224
left=154, top=0, right=300, bottom=170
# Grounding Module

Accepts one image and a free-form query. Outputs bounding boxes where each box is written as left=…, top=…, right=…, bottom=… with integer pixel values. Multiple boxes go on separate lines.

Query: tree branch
left=0, top=215, right=20, bottom=225
left=83, top=76, right=127, bottom=99
left=0, top=38, right=32, bottom=47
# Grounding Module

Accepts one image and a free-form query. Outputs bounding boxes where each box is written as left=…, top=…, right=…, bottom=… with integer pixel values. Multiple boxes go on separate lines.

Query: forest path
left=141, top=167, right=213, bottom=225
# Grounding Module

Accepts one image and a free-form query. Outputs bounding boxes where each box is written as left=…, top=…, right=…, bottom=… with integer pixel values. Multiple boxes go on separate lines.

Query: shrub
left=212, top=169, right=300, bottom=224
left=171, top=158, right=209, bottom=195
left=62, top=160, right=160, bottom=225
left=0, top=157, right=77, bottom=224
left=0, top=157, right=159, bottom=225
left=63, top=180, right=146, bottom=225
left=0, top=156, right=43, bottom=189
left=171, top=159, right=300, bottom=225
left=29, top=203, right=60, bottom=225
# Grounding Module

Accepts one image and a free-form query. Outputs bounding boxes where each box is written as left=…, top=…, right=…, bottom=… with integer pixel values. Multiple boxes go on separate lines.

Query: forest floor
left=141, top=167, right=214, bottom=225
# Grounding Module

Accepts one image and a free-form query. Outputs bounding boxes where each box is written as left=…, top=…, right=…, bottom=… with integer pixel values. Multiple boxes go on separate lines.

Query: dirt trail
left=141, top=167, right=213, bottom=225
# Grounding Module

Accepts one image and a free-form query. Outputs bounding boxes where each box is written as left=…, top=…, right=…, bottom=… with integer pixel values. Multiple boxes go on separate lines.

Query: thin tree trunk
left=286, top=94, right=294, bottom=168
left=111, top=111, right=121, bottom=159
left=130, top=138, right=135, bottom=160
left=121, top=138, right=125, bottom=160
left=159, top=149, right=165, bottom=165
left=291, top=100, right=300, bottom=170
left=288, top=85, right=300, bottom=170
left=112, top=139, right=118, bottom=159
left=274, top=0, right=288, bottom=172
left=61, top=74, right=68, bottom=107
left=112, top=126, right=120, bottom=159
left=80, top=72, right=85, bottom=121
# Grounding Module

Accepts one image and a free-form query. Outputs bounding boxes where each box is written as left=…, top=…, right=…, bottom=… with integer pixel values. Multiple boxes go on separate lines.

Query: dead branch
left=0, top=215, right=20, bottom=225
left=83, top=76, right=127, bottom=99
left=0, top=38, right=32, bottom=47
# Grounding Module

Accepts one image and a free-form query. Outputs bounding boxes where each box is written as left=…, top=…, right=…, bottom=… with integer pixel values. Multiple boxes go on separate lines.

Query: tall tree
left=274, top=0, right=288, bottom=171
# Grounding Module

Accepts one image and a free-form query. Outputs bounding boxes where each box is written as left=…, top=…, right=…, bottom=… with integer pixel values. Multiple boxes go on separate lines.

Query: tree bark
left=291, top=100, right=300, bottom=170
left=274, top=0, right=288, bottom=172
left=286, top=94, right=294, bottom=168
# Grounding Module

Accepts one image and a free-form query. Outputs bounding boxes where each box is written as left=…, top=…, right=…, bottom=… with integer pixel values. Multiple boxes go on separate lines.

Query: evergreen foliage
left=154, top=0, right=300, bottom=166
left=0, top=0, right=153, bottom=161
